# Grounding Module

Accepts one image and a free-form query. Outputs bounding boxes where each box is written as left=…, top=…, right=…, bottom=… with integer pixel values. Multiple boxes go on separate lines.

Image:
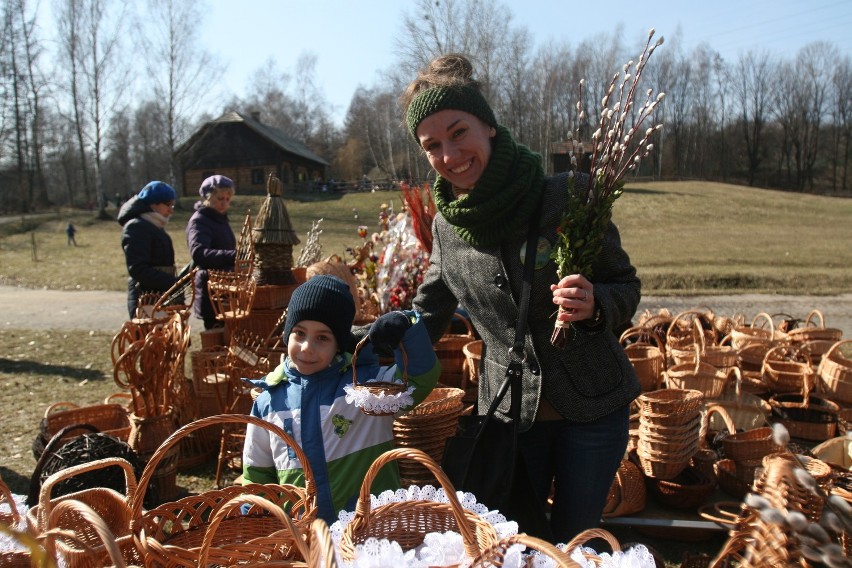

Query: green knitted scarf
left=432, top=125, right=545, bottom=247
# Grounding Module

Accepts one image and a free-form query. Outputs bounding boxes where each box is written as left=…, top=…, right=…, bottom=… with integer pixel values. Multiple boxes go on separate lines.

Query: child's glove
left=369, top=311, right=412, bottom=357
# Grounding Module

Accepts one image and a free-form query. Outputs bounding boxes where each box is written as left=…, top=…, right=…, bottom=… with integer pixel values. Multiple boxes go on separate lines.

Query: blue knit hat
left=199, top=175, right=234, bottom=197
left=283, top=275, right=356, bottom=353
left=138, top=181, right=176, bottom=204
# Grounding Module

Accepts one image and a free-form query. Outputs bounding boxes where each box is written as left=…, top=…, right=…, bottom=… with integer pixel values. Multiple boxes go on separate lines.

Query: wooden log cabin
left=176, top=110, right=330, bottom=196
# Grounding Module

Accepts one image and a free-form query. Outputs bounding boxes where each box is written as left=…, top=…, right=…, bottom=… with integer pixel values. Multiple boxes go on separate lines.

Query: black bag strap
left=473, top=198, right=542, bottom=441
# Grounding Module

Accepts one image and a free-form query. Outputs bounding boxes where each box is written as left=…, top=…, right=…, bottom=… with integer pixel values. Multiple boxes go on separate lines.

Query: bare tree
left=139, top=0, right=222, bottom=190
left=830, top=55, right=851, bottom=192
left=732, top=50, right=775, bottom=186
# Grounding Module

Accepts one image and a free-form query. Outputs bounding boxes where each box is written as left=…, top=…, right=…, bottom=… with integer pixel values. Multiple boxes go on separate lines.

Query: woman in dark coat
left=185, top=175, right=237, bottom=329
left=117, top=181, right=178, bottom=319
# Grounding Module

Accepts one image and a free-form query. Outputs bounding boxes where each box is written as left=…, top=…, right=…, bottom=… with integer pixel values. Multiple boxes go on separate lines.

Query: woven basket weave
left=619, top=326, right=666, bottom=393
left=434, top=313, right=477, bottom=390
left=818, top=339, right=852, bottom=405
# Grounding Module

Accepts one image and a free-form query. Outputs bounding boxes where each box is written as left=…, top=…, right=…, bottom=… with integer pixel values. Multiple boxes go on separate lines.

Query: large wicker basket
left=337, top=448, right=498, bottom=563
left=32, top=401, right=131, bottom=460
left=131, top=414, right=318, bottom=568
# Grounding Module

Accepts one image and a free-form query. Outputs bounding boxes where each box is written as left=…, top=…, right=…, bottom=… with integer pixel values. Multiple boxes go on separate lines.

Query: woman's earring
left=490, top=127, right=496, bottom=137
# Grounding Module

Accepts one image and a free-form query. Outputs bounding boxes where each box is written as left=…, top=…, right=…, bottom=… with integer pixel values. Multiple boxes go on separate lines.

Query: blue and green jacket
left=242, top=311, right=440, bottom=523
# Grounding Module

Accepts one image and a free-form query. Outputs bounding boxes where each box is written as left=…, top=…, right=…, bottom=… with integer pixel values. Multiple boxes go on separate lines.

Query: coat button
left=529, top=362, right=540, bottom=375
left=493, top=274, right=507, bottom=288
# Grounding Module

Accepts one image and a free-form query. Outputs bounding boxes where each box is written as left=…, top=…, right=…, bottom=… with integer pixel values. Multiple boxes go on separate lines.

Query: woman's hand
left=550, top=274, right=595, bottom=322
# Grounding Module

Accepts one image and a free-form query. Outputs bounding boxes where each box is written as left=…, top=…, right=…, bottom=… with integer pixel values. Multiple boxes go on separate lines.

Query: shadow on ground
left=0, top=358, right=107, bottom=381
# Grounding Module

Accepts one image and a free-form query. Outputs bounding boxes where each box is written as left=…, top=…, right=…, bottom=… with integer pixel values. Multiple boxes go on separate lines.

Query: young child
left=241, top=274, right=440, bottom=522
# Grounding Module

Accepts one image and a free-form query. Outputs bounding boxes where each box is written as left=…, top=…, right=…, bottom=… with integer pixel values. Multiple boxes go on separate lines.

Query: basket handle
left=129, top=413, right=317, bottom=526
left=43, top=401, right=79, bottom=418
left=698, top=501, right=744, bottom=530
left=750, top=312, right=775, bottom=333
left=349, top=447, right=482, bottom=561
left=0, top=474, right=21, bottom=527
left=667, top=310, right=715, bottom=343
left=36, top=457, right=137, bottom=532
left=197, top=493, right=309, bottom=566
left=309, top=519, right=338, bottom=568
left=824, top=339, right=852, bottom=362
left=618, top=326, right=663, bottom=350
left=44, top=499, right=127, bottom=568
left=802, top=309, right=826, bottom=329
left=471, top=533, right=581, bottom=568
left=152, top=267, right=196, bottom=312
left=350, top=335, right=409, bottom=388
left=563, top=527, right=622, bottom=555
left=444, top=311, right=476, bottom=339
left=700, top=404, right=737, bottom=445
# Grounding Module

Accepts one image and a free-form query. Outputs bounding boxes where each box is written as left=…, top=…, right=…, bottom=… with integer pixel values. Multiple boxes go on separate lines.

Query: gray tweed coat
left=412, top=172, right=641, bottom=429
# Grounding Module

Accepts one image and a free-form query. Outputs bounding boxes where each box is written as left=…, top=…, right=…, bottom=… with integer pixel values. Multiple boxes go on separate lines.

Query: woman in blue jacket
left=117, top=181, right=178, bottom=319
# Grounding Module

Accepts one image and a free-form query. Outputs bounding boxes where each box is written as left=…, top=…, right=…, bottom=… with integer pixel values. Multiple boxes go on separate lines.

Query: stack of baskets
left=714, top=423, right=781, bottom=499
left=461, top=339, right=483, bottom=403
left=787, top=309, right=843, bottom=365
left=392, top=387, right=466, bottom=486
left=635, top=388, right=704, bottom=480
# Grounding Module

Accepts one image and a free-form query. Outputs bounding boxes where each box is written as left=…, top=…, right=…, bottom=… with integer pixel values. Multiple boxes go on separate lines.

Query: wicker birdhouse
left=251, top=174, right=300, bottom=285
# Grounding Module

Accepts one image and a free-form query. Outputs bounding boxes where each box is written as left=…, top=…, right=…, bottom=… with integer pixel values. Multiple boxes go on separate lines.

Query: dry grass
left=2, top=182, right=849, bottom=294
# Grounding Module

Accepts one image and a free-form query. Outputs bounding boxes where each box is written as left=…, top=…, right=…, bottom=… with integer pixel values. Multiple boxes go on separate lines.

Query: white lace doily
left=344, top=384, right=416, bottom=414
left=0, top=492, right=30, bottom=553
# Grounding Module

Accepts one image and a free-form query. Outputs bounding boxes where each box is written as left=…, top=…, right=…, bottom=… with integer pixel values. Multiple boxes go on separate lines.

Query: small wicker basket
left=349, top=336, right=410, bottom=416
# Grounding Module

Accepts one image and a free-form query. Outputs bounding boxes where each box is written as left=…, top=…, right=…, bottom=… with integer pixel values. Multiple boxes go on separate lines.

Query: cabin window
left=251, top=168, right=264, bottom=184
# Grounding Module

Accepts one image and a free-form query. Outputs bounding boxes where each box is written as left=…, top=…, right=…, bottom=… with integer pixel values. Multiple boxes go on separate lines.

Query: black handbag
left=441, top=204, right=553, bottom=540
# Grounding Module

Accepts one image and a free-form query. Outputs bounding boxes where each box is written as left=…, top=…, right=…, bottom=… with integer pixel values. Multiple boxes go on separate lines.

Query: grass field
left=2, top=180, right=851, bottom=294
left=1, top=181, right=850, bottom=566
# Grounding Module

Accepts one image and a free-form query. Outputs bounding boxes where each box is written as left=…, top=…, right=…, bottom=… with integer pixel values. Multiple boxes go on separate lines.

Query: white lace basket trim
left=0, top=492, right=30, bottom=553
left=343, top=384, right=415, bottom=414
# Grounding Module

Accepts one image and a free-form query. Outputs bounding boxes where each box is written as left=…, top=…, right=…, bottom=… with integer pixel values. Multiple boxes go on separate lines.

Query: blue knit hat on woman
left=283, top=275, right=356, bottom=352
left=137, top=181, right=176, bottom=204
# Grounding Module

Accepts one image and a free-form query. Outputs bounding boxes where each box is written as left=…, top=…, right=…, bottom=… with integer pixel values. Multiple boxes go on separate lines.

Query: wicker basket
left=308, top=519, right=338, bottom=568
left=647, top=463, right=715, bottom=510
left=434, top=313, right=477, bottom=389
left=715, top=459, right=752, bottom=499
left=787, top=309, right=843, bottom=345
left=602, top=457, right=646, bottom=518
left=769, top=382, right=840, bottom=442
left=208, top=269, right=257, bottom=321
left=470, top=531, right=599, bottom=567
left=665, top=358, right=731, bottom=399
left=719, top=426, right=780, bottom=462
left=393, top=387, right=465, bottom=485
left=811, top=435, right=852, bottom=469
left=818, top=339, right=852, bottom=405
left=349, top=336, right=409, bottom=416
left=461, top=339, right=483, bottom=394
left=761, top=344, right=813, bottom=394
left=195, top=493, right=310, bottom=567
left=666, top=310, right=717, bottom=364
left=619, top=326, right=666, bottom=392
left=131, top=414, right=318, bottom=568
left=730, top=312, right=790, bottom=351
left=26, top=457, right=138, bottom=568
left=705, top=390, right=770, bottom=433
left=32, top=401, right=131, bottom=460
left=636, top=388, right=704, bottom=426
left=338, top=448, right=498, bottom=563
left=46, top=499, right=142, bottom=568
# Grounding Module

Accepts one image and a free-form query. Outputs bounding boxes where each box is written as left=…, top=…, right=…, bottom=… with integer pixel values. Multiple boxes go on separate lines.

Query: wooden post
left=30, top=232, right=37, bottom=262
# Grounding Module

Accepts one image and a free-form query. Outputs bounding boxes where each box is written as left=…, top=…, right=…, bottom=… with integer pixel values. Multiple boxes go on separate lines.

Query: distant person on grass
left=66, top=222, right=77, bottom=246
left=241, top=274, right=440, bottom=523
left=116, top=181, right=179, bottom=319
left=185, top=175, right=237, bottom=329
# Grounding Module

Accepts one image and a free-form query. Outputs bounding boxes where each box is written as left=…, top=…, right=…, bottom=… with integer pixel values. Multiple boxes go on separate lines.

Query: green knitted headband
left=406, top=85, right=497, bottom=140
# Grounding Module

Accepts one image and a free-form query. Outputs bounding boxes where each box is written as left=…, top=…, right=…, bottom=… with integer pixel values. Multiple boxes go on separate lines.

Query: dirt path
left=2, top=285, right=852, bottom=336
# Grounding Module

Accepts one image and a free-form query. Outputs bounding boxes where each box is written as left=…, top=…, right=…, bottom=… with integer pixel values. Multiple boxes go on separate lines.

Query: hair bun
left=429, top=53, right=474, bottom=81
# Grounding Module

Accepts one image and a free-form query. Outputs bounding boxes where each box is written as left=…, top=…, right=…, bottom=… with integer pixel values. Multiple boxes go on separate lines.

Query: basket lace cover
left=343, top=384, right=415, bottom=414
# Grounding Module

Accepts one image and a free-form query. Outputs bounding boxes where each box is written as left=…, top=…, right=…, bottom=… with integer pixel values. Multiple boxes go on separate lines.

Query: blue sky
left=201, top=0, right=851, bottom=125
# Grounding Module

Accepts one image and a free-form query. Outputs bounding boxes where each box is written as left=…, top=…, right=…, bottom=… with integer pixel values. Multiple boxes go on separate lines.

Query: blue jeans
left=518, top=404, right=629, bottom=543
